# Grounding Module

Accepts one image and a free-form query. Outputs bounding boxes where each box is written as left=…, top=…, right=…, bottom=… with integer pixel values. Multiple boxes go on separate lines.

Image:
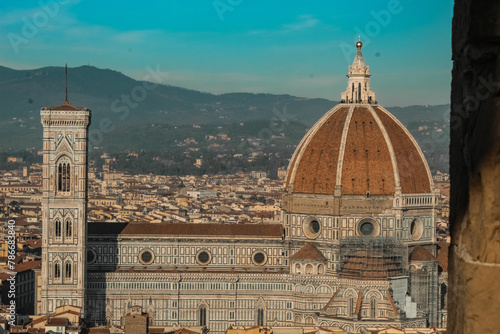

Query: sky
left=0, top=0, right=454, bottom=107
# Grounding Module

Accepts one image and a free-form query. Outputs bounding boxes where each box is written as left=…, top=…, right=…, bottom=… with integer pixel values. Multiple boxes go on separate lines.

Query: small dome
left=340, top=250, right=403, bottom=280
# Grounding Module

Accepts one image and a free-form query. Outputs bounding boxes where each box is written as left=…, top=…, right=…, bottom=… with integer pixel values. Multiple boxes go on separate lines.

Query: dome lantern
left=341, top=38, right=376, bottom=104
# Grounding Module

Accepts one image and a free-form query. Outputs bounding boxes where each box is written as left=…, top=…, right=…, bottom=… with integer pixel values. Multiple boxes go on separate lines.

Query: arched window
left=306, top=264, right=313, bottom=275
left=295, top=263, right=301, bottom=274
left=65, top=218, right=72, bottom=238
left=257, top=308, right=264, bottom=326
left=55, top=219, right=62, bottom=238
left=54, top=262, right=61, bottom=279
left=58, top=159, right=71, bottom=192
left=199, top=307, right=207, bottom=326
left=348, top=297, right=354, bottom=316
left=358, top=82, right=362, bottom=102
left=370, top=298, right=376, bottom=318
left=65, top=262, right=72, bottom=279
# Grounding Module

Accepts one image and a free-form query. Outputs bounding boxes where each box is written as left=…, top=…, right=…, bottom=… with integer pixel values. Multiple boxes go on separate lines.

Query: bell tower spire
left=341, top=38, right=376, bottom=104
left=65, top=63, right=68, bottom=104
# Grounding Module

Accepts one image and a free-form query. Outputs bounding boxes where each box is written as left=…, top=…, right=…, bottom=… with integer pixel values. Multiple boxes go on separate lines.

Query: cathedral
left=40, top=40, right=444, bottom=334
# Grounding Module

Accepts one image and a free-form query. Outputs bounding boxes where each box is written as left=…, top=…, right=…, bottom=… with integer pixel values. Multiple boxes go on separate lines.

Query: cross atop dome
left=341, top=38, right=376, bottom=104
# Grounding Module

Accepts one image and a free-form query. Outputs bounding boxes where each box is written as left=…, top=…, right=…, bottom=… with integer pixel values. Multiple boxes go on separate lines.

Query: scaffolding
left=338, top=237, right=439, bottom=326
left=339, top=237, right=408, bottom=280
left=409, top=259, right=439, bottom=326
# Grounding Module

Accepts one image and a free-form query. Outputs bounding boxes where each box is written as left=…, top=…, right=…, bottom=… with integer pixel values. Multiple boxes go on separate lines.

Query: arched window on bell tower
left=57, top=157, right=71, bottom=192
left=65, top=218, right=72, bottom=238
left=64, top=261, right=72, bottom=281
left=55, top=218, right=62, bottom=238
left=54, top=262, right=61, bottom=280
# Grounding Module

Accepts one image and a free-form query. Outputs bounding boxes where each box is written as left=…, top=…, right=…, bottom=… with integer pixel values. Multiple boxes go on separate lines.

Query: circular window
left=196, top=250, right=212, bottom=265
left=252, top=251, right=267, bottom=265
left=410, top=218, right=424, bottom=240
left=360, top=222, right=374, bottom=235
left=87, top=249, right=96, bottom=264
left=310, top=220, right=320, bottom=234
left=302, top=216, right=321, bottom=239
left=139, top=249, right=154, bottom=265
left=357, top=218, right=379, bottom=237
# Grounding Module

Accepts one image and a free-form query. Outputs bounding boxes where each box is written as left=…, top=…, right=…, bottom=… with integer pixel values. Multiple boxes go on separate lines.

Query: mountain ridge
left=0, top=65, right=449, bottom=172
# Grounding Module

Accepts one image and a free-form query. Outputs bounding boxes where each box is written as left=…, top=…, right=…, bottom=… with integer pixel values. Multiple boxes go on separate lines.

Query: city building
left=39, top=41, right=444, bottom=334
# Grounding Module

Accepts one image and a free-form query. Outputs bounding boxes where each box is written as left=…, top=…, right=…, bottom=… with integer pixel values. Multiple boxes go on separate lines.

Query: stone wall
left=450, top=1, right=500, bottom=332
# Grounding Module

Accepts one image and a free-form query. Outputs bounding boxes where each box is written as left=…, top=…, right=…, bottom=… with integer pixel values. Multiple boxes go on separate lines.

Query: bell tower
left=341, top=37, right=376, bottom=104
left=40, top=71, right=91, bottom=316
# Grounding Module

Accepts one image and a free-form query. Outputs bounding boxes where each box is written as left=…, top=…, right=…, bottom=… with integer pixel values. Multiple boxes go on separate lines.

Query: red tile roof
left=437, top=241, right=449, bottom=272
left=410, top=246, right=436, bottom=262
left=47, top=102, right=82, bottom=111
left=46, top=317, right=69, bottom=326
left=88, top=222, right=283, bottom=237
left=291, top=243, right=327, bottom=261
left=15, top=260, right=42, bottom=272
left=88, top=327, right=111, bottom=334
left=26, top=239, right=42, bottom=249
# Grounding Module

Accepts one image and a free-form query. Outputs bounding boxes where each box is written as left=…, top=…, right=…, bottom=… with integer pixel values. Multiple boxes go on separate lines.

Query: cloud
left=282, top=14, right=319, bottom=32
left=248, top=14, right=320, bottom=36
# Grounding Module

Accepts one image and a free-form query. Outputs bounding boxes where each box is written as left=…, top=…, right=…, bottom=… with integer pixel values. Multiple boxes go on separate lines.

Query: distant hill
left=0, top=65, right=335, bottom=125
left=0, top=65, right=449, bottom=172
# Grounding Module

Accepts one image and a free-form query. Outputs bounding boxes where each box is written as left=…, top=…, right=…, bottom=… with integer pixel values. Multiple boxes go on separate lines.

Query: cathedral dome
left=284, top=104, right=432, bottom=196
left=285, top=40, right=432, bottom=197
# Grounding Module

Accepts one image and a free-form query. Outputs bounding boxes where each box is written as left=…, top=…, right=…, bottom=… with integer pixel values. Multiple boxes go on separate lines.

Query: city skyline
left=1, top=0, right=453, bottom=107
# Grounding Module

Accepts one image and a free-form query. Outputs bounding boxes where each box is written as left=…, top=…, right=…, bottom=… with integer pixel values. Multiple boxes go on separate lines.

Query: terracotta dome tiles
left=340, top=250, right=403, bottom=280
left=292, top=106, right=349, bottom=194
left=341, top=106, right=395, bottom=195
left=373, top=107, right=431, bottom=194
left=286, top=104, right=432, bottom=195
